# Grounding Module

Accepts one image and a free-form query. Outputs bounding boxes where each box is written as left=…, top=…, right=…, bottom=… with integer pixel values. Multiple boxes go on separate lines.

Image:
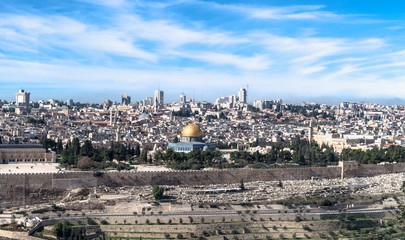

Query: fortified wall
left=1, top=162, right=405, bottom=208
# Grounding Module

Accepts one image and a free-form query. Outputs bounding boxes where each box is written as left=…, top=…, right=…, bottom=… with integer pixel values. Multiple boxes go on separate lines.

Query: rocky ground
left=3, top=172, right=405, bottom=239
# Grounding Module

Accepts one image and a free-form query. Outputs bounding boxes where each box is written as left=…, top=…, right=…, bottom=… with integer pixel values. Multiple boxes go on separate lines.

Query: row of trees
left=56, top=138, right=138, bottom=170
left=341, top=145, right=405, bottom=164
left=230, top=139, right=338, bottom=168
left=40, top=138, right=63, bottom=154
left=154, top=149, right=225, bottom=170
left=230, top=138, right=405, bottom=168
left=42, top=136, right=405, bottom=171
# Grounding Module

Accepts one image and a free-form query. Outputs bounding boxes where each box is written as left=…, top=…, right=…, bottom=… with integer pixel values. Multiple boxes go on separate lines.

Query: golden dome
left=182, top=123, right=202, bottom=137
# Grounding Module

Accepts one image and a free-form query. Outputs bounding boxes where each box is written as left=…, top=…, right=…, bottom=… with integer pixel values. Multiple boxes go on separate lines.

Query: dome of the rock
left=182, top=123, right=203, bottom=137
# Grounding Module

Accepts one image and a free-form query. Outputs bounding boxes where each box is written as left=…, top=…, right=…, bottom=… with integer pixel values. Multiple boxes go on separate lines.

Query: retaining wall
left=1, top=163, right=405, bottom=208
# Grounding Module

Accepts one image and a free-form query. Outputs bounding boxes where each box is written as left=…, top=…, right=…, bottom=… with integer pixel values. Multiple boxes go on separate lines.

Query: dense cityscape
left=2, top=88, right=405, bottom=169
left=2, top=89, right=405, bottom=239
left=3, top=0, right=405, bottom=239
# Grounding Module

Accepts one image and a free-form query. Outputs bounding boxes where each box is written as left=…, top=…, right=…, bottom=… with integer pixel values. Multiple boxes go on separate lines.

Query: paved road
left=0, top=207, right=395, bottom=221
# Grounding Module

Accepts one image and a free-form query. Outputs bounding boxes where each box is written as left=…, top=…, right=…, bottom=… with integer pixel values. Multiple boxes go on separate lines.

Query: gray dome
left=139, top=113, right=151, bottom=120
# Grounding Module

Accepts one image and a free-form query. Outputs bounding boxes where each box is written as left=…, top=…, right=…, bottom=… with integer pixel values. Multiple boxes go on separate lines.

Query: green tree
left=80, top=140, right=93, bottom=157
left=140, top=152, right=148, bottom=163
left=53, top=222, right=63, bottom=239
left=40, top=138, right=57, bottom=151
left=152, top=186, right=165, bottom=200
left=239, top=180, right=246, bottom=190
left=53, top=221, right=72, bottom=240
left=72, top=138, right=80, bottom=156
left=135, top=145, right=141, bottom=156
left=62, top=221, right=72, bottom=239
left=57, top=139, right=63, bottom=154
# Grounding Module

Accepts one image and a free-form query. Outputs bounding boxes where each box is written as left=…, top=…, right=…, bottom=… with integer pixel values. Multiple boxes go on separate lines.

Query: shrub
left=87, top=218, right=98, bottom=225
left=239, top=180, right=246, bottom=190
left=77, top=156, right=94, bottom=170
left=152, top=186, right=165, bottom=200
left=31, top=209, right=48, bottom=214
left=100, top=220, right=109, bottom=225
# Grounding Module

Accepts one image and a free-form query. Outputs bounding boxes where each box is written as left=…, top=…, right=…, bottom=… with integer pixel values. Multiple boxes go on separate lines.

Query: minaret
left=309, top=121, right=313, bottom=143
left=115, top=127, right=120, bottom=142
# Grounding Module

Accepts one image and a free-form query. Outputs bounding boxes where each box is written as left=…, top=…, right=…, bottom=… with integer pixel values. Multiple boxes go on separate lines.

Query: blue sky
left=1, top=0, right=405, bottom=104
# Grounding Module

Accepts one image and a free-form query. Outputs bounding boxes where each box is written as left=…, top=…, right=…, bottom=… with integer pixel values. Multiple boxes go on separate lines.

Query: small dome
left=182, top=123, right=202, bottom=137
left=139, top=113, right=151, bottom=120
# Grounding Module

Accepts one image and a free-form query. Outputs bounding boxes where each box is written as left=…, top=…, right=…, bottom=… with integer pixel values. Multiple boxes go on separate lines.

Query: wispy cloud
left=0, top=0, right=404, bottom=102
left=191, top=1, right=343, bottom=21
left=116, top=14, right=249, bottom=47
left=241, top=5, right=341, bottom=20
left=179, top=52, right=272, bottom=70
left=0, top=14, right=157, bottom=61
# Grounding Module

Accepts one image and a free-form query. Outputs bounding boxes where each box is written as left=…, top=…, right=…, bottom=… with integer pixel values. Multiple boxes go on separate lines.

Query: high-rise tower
left=121, top=93, right=131, bottom=105
left=238, top=88, right=247, bottom=104
left=154, top=90, right=164, bottom=106
left=179, top=93, right=186, bottom=105
left=16, top=89, right=30, bottom=107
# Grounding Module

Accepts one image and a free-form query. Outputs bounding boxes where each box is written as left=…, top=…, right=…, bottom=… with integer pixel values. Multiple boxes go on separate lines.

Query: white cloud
left=181, top=52, right=272, bottom=70
left=195, top=2, right=342, bottom=21
left=0, top=14, right=157, bottom=61
left=0, top=0, right=404, bottom=101
left=82, top=0, right=130, bottom=8
left=298, top=66, right=325, bottom=75
left=116, top=15, right=249, bottom=47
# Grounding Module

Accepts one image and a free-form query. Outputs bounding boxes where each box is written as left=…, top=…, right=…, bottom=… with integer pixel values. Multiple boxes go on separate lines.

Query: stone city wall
left=1, top=163, right=405, bottom=208
left=96, top=167, right=341, bottom=187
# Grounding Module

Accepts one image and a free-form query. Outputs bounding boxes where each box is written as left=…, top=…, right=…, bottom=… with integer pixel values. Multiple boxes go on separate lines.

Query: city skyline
left=2, top=1, right=405, bottom=103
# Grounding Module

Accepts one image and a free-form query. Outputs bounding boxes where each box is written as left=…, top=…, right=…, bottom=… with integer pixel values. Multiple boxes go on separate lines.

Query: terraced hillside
left=32, top=211, right=405, bottom=239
